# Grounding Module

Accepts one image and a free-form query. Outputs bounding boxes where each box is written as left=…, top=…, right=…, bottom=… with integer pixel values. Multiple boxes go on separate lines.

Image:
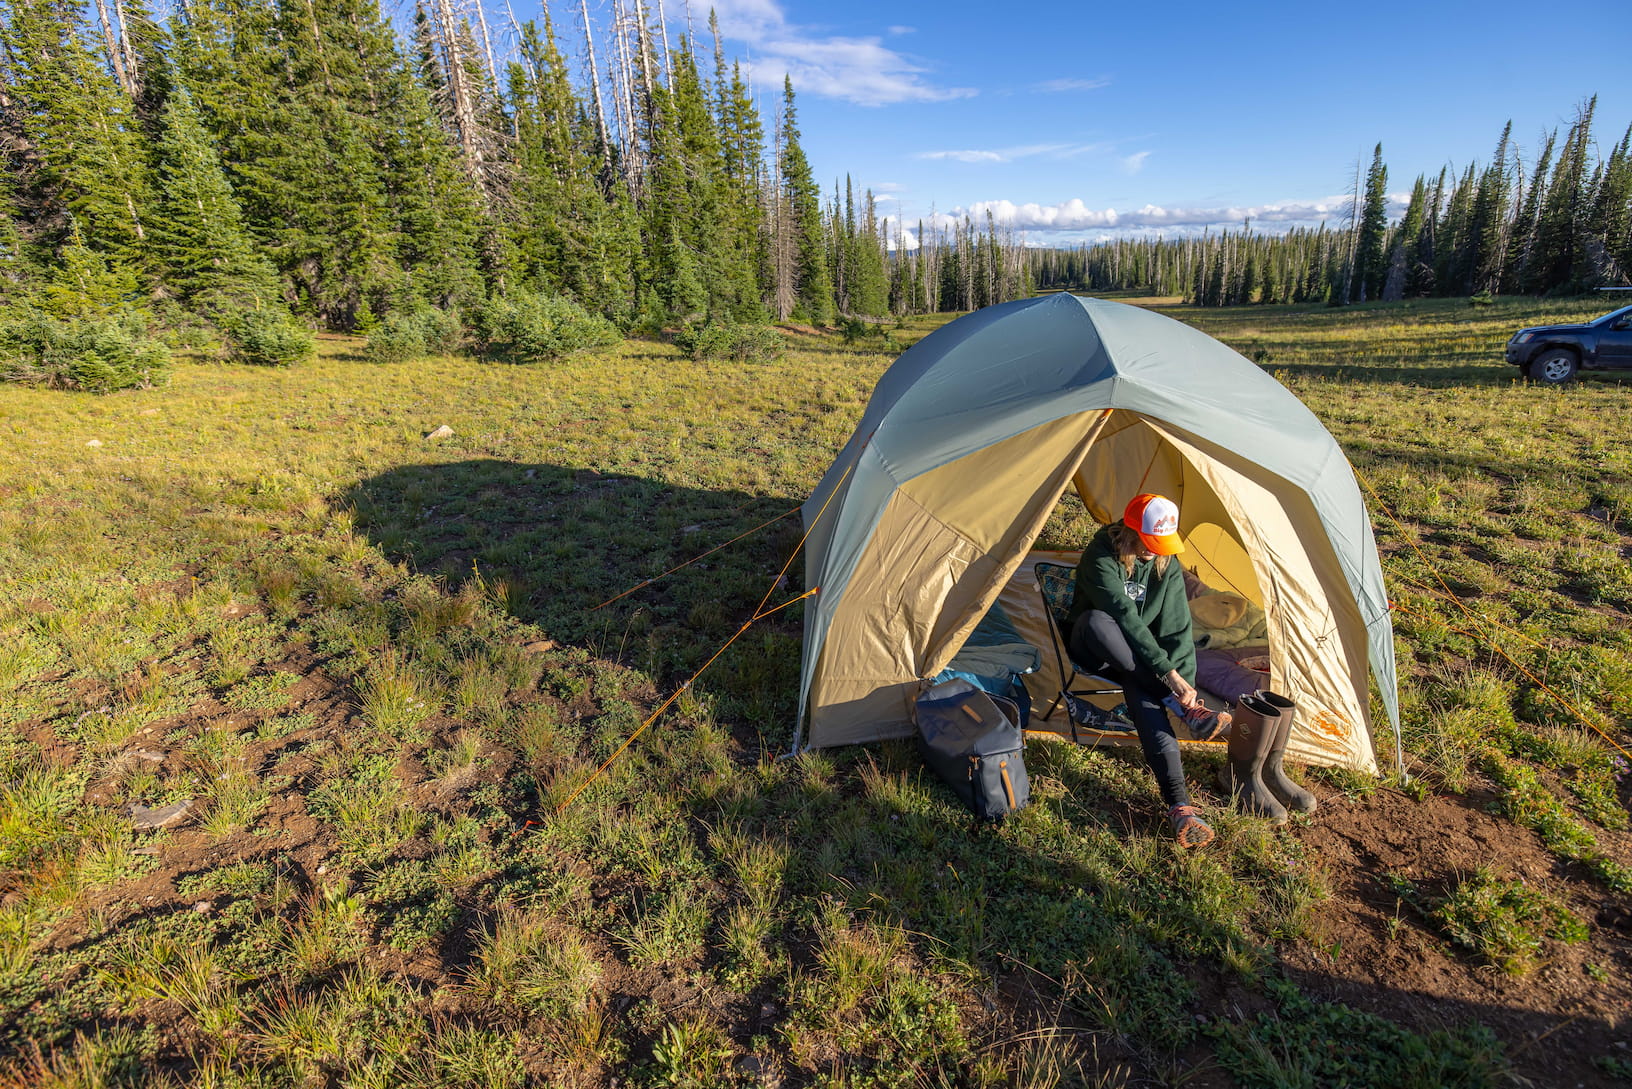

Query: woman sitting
left=1066, top=494, right=1230, bottom=848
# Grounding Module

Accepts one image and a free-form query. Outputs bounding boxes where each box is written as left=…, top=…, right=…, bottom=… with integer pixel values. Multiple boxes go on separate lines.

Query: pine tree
left=386, top=54, right=486, bottom=311
left=1508, top=130, right=1556, bottom=294
left=716, top=59, right=767, bottom=318
left=148, top=86, right=279, bottom=311
left=1589, top=123, right=1632, bottom=285
left=1531, top=97, right=1597, bottom=293
left=848, top=190, right=889, bottom=317
left=1354, top=144, right=1389, bottom=302
left=1467, top=122, right=1513, bottom=294
left=777, top=77, right=830, bottom=324
left=1, top=0, right=154, bottom=260
left=505, top=16, right=633, bottom=319
left=1384, top=176, right=1426, bottom=300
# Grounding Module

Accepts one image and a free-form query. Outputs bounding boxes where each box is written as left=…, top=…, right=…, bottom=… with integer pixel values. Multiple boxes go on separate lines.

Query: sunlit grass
left=0, top=298, right=1625, bottom=1085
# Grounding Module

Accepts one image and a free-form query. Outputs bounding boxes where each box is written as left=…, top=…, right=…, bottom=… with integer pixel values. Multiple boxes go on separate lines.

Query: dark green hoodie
left=1066, top=525, right=1197, bottom=681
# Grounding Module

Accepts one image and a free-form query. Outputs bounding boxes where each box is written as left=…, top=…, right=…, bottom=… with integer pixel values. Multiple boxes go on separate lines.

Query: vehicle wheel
left=1527, top=349, right=1579, bottom=384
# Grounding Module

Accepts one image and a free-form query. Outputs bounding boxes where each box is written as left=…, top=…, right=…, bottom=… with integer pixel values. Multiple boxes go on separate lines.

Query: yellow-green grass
left=0, top=297, right=1626, bottom=1086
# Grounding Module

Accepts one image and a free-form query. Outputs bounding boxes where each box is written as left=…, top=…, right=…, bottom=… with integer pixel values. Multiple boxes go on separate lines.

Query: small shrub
left=226, top=310, right=314, bottom=367
left=413, top=306, right=464, bottom=355
left=0, top=309, right=171, bottom=392
left=1434, top=867, right=1587, bottom=975
left=1469, top=290, right=1495, bottom=307
left=476, top=291, right=620, bottom=364
left=672, top=318, right=785, bottom=363
left=365, top=308, right=464, bottom=364
left=364, top=312, right=426, bottom=364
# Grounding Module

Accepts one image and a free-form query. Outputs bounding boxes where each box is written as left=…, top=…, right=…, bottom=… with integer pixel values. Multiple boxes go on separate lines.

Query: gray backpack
left=914, top=677, right=1030, bottom=822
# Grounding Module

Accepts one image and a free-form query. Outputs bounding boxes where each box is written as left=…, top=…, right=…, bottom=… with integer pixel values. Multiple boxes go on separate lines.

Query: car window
left=1601, top=305, right=1632, bottom=328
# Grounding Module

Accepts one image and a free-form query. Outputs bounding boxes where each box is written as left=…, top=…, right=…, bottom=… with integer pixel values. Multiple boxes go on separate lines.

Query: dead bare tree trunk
left=431, top=0, right=491, bottom=197
left=632, top=0, right=656, bottom=107
left=577, top=0, right=612, bottom=174
left=654, top=0, right=672, bottom=85
left=91, top=0, right=133, bottom=96
left=111, top=0, right=138, bottom=95
left=772, top=107, right=794, bottom=320
left=609, top=0, right=643, bottom=193
left=1340, top=156, right=1361, bottom=305
left=471, top=0, right=498, bottom=89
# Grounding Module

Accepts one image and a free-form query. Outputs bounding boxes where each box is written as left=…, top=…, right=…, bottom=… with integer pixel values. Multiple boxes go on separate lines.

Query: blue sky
left=498, top=0, right=1630, bottom=245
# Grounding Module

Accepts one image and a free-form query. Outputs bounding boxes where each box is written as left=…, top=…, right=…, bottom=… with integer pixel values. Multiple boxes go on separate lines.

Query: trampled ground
left=2, top=296, right=1630, bottom=1087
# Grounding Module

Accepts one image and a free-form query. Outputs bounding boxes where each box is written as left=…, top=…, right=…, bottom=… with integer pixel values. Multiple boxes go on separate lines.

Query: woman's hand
left=1164, top=670, right=1199, bottom=709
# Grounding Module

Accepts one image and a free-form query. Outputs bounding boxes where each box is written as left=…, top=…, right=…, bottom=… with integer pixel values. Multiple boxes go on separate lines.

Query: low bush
left=672, top=318, right=785, bottom=363
left=226, top=310, right=314, bottom=367
left=0, top=309, right=171, bottom=392
left=1434, top=867, right=1587, bottom=975
left=415, top=307, right=464, bottom=355
left=366, top=308, right=465, bottom=364
left=476, top=291, right=620, bottom=364
left=364, top=314, right=423, bottom=365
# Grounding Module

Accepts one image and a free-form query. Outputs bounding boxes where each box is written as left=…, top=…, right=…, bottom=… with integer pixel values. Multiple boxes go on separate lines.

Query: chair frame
left=1032, top=561, right=1129, bottom=740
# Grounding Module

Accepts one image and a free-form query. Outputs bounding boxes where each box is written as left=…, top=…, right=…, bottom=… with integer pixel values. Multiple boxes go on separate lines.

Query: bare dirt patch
left=1283, top=784, right=1632, bottom=1087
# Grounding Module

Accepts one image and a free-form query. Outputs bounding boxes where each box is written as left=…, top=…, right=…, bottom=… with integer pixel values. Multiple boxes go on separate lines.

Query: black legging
left=1069, top=609, right=1190, bottom=809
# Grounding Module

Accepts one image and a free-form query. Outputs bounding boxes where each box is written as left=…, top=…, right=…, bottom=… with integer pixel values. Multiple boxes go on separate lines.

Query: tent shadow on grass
left=340, top=458, right=812, bottom=722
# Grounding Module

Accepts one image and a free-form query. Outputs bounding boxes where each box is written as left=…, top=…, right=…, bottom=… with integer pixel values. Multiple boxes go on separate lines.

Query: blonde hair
left=1109, top=524, right=1171, bottom=577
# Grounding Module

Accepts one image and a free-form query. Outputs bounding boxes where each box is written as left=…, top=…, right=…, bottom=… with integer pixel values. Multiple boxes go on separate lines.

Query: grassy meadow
left=1, top=295, right=1630, bottom=1087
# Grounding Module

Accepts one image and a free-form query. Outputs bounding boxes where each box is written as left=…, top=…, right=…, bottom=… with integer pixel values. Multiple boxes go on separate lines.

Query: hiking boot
left=1163, top=695, right=1232, bottom=741
left=1255, top=691, right=1318, bottom=814
left=1168, top=804, right=1215, bottom=848
left=1219, top=694, right=1288, bottom=824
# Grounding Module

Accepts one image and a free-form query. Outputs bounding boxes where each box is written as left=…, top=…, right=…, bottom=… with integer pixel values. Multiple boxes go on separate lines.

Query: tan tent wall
left=805, top=413, right=1105, bottom=747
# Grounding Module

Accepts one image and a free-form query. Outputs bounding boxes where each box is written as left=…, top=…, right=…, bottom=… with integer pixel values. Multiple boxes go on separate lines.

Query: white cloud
left=1121, top=151, right=1151, bottom=174
left=916, top=143, right=1103, bottom=164
left=880, top=191, right=1423, bottom=247
left=708, top=0, right=972, bottom=106
left=1033, top=76, right=1112, bottom=93
left=919, top=149, right=1006, bottom=163
left=886, top=25, right=915, bottom=35
left=882, top=194, right=1416, bottom=244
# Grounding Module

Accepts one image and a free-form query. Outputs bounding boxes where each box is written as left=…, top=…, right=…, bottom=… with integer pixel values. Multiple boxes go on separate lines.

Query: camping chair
left=1033, top=561, right=1132, bottom=739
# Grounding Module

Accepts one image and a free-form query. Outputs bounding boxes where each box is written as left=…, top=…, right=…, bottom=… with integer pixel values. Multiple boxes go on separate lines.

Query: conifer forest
left=1032, top=102, right=1632, bottom=308
left=0, top=0, right=1626, bottom=392
left=0, top=0, right=1034, bottom=393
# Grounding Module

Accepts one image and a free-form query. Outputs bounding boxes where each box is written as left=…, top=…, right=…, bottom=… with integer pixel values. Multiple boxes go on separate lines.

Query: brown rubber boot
left=1219, top=694, right=1288, bottom=824
left=1256, top=691, right=1317, bottom=814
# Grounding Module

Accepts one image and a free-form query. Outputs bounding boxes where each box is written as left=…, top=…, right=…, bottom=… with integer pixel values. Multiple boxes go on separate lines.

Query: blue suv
left=1505, top=304, right=1632, bottom=383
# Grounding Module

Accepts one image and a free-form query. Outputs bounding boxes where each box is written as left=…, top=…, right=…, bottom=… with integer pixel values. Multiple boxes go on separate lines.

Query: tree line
left=1031, top=99, right=1632, bottom=307
left=0, top=0, right=1036, bottom=389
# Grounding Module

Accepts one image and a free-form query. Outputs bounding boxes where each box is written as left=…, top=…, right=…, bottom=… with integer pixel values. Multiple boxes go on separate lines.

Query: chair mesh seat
left=1033, top=561, right=1131, bottom=737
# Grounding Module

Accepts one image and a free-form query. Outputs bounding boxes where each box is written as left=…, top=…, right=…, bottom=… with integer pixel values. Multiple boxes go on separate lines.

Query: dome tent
left=795, top=293, right=1400, bottom=774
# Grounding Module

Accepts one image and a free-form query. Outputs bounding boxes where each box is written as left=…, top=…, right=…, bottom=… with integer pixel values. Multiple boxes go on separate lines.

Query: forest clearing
left=1, top=293, right=1629, bottom=1087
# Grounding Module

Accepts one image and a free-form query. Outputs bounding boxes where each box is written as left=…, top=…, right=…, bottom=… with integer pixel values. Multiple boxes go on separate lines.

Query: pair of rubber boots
left=1219, top=691, right=1316, bottom=825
